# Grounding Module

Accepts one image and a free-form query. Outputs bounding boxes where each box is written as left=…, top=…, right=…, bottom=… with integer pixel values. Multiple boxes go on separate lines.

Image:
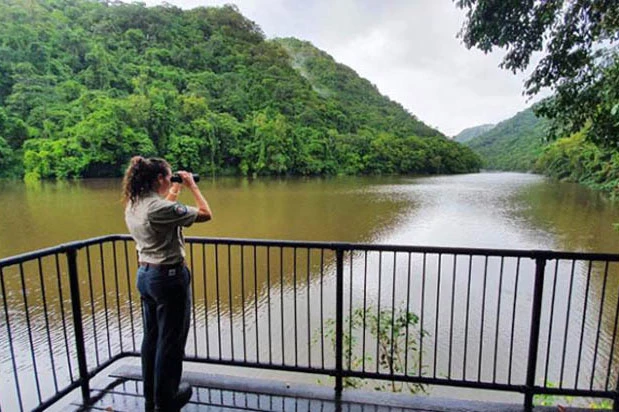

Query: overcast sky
left=142, top=0, right=548, bottom=136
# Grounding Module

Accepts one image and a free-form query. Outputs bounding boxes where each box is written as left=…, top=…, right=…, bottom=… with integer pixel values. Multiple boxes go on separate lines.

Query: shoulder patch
left=173, top=203, right=188, bottom=216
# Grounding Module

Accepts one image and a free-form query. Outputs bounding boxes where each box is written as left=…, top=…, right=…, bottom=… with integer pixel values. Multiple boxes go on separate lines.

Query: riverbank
left=534, top=131, right=619, bottom=198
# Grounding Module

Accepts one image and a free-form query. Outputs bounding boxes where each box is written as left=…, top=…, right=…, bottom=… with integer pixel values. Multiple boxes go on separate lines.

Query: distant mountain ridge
left=464, top=107, right=549, bottom=171
left=454, top=124, right=495, bottom=142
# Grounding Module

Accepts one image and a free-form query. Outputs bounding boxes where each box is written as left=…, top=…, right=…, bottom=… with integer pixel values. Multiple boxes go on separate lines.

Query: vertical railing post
left=524, top=256, right=546, bottom=411
left=335, top=248, right=344, bottom=396
left=67, top=248, right=90, bottom=404
left=614, top=366, right=619, bottom=411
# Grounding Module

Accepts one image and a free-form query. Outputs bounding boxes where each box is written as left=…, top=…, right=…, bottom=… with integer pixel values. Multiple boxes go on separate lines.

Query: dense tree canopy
left=456, top=0, right=619, bottom=147
left=0, top=0, right=480, bottom=180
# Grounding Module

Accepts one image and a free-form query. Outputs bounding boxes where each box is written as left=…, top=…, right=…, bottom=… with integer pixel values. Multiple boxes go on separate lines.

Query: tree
left=241, top=109, right=293, bottom=176
left=456, top=0, right=619, bottom=146
left=23, top=137, right=87, bottom=179
left=165, top=134, right=206, bottom=173
left=0, top=137, right=15, bottom=177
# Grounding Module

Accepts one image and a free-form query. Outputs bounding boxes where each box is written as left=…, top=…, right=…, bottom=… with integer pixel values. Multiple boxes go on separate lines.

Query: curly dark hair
left=122, top=156, right=171, bottom=206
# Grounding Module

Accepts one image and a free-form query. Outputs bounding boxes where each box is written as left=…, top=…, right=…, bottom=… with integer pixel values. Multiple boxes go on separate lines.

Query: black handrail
left=3, top=234, right=619, bottom=266
left=1, top=235, right=619, bottom=411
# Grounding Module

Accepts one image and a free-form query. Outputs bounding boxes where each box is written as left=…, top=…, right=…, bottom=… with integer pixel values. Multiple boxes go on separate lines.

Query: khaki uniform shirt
left=125, top=193, right=198, bottom=265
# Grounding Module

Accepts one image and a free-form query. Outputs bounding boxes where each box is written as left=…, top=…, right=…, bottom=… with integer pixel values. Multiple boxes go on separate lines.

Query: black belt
left=138, top=261, right=185, bottom=270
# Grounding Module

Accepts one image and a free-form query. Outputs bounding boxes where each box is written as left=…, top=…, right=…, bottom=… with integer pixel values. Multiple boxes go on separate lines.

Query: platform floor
left=67, top=363, right=595, bottom=412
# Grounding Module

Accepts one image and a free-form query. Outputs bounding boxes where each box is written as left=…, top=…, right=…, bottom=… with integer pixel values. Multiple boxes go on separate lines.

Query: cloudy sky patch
left=142, top=0, right=547, bottom=136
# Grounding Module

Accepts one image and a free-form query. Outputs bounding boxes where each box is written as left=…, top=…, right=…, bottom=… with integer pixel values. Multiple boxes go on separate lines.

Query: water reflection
left=513, top=179, right=619, bottom=253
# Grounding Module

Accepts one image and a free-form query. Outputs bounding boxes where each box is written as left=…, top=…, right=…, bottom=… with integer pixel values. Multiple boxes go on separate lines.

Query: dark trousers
left=137, top=264, right=191, bottom=409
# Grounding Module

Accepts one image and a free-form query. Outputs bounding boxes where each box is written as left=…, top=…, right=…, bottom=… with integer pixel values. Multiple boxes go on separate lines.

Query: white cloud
left=140, top=0, right=549, bottom=136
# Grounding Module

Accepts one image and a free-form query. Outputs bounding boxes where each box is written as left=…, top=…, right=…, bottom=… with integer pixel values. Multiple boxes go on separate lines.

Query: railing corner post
left=524, top=256, right=546, bottom=411
left=334, top=248, right=344, bottom=397
left=67, top=248, right=90, bottom=405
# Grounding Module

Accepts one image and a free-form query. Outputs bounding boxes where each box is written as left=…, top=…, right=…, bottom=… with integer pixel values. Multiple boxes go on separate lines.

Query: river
left=1, top=172, right=619, bottom=409
left=2, top=172, right=618, bottom=258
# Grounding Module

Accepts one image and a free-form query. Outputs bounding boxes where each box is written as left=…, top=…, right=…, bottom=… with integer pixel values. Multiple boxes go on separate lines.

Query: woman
left=122, top=156, right=212, bottom=411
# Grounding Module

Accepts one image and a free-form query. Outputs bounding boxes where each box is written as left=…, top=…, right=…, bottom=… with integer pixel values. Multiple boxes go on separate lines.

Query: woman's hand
left=176, top=171, right=212, bottom=222
left=176, top=171, right=198, bottom=189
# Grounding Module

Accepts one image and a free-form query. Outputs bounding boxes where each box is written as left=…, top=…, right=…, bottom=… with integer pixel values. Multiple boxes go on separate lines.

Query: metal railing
left=2, top=235, right=619, bottom=411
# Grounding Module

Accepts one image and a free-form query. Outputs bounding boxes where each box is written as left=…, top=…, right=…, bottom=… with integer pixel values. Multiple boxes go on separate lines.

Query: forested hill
left=0, top=0, right=480, bottom=179
left=276, top=38, right=443, bottom=139
left=453, top=124, right=495, bottom=143
left=465, top=108, right=548, bottom=171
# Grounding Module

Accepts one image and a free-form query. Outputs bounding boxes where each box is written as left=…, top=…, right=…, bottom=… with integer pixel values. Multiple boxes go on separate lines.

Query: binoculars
left=171, top=173, right=200, bottom=183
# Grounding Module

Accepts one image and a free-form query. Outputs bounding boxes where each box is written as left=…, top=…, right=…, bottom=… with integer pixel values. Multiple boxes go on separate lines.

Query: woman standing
left=122, top=156, right=212, bottom=411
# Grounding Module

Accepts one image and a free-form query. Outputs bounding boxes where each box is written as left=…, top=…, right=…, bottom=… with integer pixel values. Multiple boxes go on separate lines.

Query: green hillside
left=462, top=106, right=619, bottom=195
left=0, top=0, right=480, bottom=179
left=453, top=124, right=495, bottom=143
left=276, top=38, right=444, bottom=139
left=465, top=108, right=549, bottom=171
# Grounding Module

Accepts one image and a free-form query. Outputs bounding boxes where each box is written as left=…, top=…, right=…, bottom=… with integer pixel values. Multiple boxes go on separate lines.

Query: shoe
left=173, top=382, right=192, bottom=409
left=155, top=382, right=192, bottom=412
